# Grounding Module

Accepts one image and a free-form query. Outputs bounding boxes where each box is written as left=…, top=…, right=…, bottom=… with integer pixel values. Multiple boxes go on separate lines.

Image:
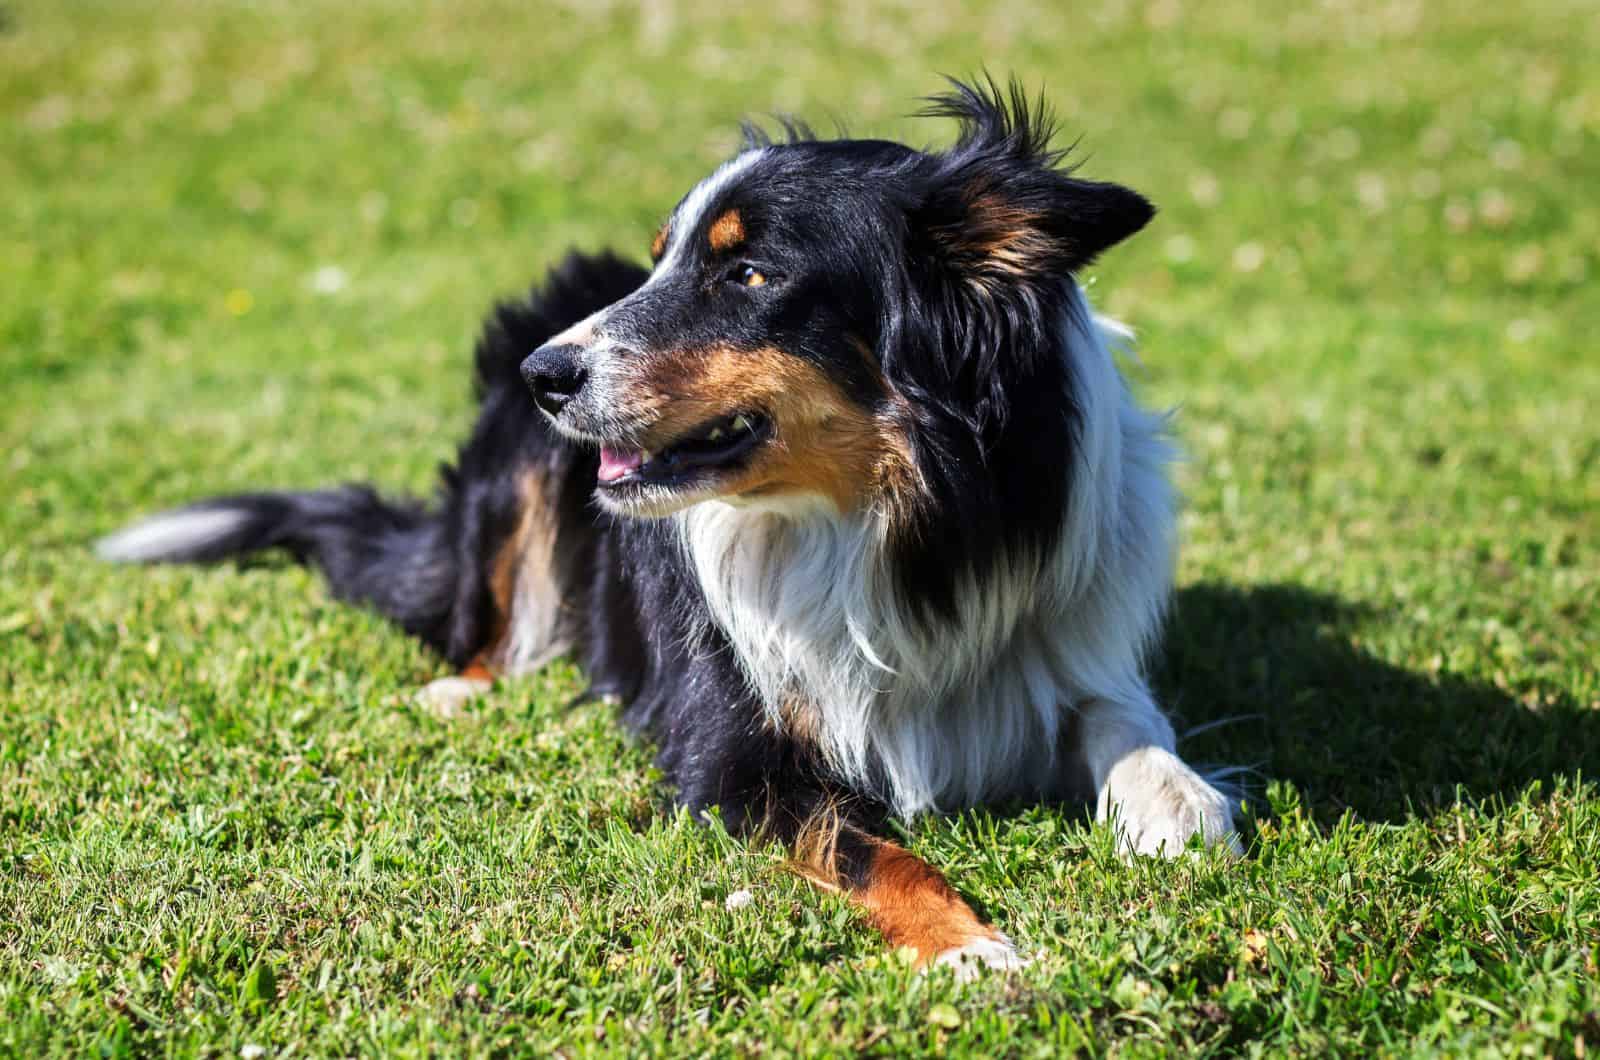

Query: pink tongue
left=597, top=447, right=645, bottom=483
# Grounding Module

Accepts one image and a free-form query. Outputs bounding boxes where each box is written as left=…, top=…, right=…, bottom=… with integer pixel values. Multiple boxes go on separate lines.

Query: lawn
left=3, top=0, right=1598, bottom=1054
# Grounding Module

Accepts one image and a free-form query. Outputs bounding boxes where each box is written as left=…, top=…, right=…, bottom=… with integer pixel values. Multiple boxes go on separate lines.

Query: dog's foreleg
left=1078, top=695, right=1241, bottom=857
left=789, top=811, right=1025, bottom=979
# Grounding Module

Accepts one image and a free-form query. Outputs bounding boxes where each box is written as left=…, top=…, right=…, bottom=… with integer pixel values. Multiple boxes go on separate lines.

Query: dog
left=99, top=79, right=1240, bottom=976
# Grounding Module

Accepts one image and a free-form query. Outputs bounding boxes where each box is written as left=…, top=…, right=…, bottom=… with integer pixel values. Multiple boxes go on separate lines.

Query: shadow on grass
left=1156, top=582, right=1598, bottom=824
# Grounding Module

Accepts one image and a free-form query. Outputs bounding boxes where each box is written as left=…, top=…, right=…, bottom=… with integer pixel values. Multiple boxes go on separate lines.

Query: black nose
left=520, top=343, right=588, bottom=418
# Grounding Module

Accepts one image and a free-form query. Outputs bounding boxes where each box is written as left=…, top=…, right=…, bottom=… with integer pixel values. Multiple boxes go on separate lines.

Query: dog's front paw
left=1098, top=746, right=1241, bottom=858
left=934, top=934, right=1028, bottom=981
left=417, top=675, right=492, bottom=719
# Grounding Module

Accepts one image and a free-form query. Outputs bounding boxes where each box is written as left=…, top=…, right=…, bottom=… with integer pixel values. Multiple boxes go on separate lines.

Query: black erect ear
left=911, top=77, right=1155, bottom=285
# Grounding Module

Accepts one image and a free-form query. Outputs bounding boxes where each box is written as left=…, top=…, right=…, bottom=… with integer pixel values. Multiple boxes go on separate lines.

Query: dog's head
left=522, top=78, right=1153, bottom=524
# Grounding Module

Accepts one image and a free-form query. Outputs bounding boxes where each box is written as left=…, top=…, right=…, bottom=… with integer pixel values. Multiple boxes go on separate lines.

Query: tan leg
left=793, top=820, right=1025, bottom=979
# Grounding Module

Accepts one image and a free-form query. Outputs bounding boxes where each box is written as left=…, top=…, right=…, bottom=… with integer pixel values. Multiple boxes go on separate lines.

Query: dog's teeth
left=732, top=415, right=752, bottom=433
left=640, top=449, right=653, bottom=463
left=707, top=428, right=724, bottom=441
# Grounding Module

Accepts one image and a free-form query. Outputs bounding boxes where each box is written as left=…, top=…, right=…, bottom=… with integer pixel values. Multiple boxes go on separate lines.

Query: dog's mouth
left=596, top=411, right=771, bottom=492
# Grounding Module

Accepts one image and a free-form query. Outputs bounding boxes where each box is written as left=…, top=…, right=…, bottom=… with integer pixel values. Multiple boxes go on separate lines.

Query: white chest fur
left=675, top=309, right=1177, bottom=819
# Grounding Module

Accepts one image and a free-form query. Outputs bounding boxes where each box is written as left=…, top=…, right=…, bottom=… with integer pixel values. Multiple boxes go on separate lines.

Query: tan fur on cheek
left=651, top=221, right=671, bottom=262
left=628, top=345, right=919, bottom=515
left=740, top=396, right=917, bottom=516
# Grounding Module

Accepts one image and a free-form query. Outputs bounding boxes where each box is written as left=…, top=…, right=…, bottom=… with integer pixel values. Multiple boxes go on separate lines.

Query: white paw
left=933, top=934, right=1028, bottom=981
left=417, top=675, right=492, bottom=719
left=1098, top=747, right=1241, bottom=858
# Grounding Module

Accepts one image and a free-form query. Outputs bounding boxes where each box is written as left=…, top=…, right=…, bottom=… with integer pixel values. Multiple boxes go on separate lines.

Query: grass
left=2, top=0, right=1598, bottom=1054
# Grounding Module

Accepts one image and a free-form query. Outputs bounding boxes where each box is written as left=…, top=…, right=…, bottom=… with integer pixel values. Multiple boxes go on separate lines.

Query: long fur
left=678, top=294, right=1175, bottom=817
left=97, top=487, right=458, bottom=649
left=100, top=250, right=648, bottom=667
left=102, top=81, right=1241, bottom=963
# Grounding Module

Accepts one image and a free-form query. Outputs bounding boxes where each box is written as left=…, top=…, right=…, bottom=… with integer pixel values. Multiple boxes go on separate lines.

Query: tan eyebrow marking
left=650, top=221, right=671, bottom=261
left=707, top=208, right=745, bottom=253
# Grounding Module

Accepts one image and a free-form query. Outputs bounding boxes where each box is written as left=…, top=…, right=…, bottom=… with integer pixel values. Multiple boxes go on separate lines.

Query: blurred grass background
left=3, top=0, right=1598, bottom=1055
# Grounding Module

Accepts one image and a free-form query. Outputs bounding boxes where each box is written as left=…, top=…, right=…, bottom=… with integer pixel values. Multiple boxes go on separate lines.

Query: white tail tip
left=95, top=507, right=250, bottom=563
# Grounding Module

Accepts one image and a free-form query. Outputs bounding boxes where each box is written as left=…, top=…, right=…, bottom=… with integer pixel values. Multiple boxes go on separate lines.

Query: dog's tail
left=96, top=486, right=456, bottom=645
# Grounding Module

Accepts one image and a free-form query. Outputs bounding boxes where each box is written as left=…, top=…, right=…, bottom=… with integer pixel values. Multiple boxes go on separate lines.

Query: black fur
left=154, top=487, right=458, bottom=653
left=107, top=252, right=647, bottom=668
left=104, top=80, right=1153, bottom=851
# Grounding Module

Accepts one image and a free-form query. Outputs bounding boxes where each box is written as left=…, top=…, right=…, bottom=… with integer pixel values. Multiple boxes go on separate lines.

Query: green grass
left=3, top=0, right=1598, bottom=1054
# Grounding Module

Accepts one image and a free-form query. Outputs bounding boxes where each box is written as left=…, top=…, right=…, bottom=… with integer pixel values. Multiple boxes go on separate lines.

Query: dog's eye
left=729, top=264, right=767, bottom=288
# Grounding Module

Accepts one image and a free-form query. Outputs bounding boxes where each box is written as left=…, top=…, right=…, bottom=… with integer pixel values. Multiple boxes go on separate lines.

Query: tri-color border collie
left=100, top=80, right=1240, bottom=975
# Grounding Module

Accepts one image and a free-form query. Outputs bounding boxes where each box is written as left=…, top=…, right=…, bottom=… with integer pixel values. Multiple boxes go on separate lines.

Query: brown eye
left=738, top=265, right=766, bottom=288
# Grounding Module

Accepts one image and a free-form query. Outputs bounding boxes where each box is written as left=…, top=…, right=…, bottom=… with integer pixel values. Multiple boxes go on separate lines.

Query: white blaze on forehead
left=550, top=151, right=764, bottom=346
left=647, top=149, right=764, bottom=288
left=544, top=308, right=602, bottom=348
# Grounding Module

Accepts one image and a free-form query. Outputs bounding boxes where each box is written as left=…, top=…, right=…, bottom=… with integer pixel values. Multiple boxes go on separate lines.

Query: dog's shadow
left=1154, top=582, right=1597, bottom=824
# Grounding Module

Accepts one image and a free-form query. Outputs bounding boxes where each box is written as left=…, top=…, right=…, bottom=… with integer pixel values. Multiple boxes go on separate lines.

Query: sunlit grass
left=3, top=0, right=1597, bottom=1054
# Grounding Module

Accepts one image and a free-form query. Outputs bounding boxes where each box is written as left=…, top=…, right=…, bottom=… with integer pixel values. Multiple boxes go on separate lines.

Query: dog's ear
left=910, top=77, right=1154, bottom=285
